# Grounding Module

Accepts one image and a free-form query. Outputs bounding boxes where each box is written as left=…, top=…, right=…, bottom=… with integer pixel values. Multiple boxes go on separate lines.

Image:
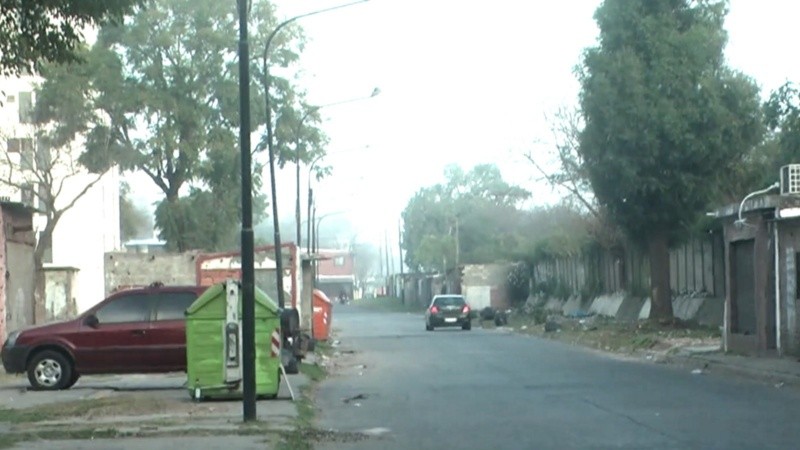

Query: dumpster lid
left=313, top=289, right=332, bottom=304
left=186, top=281, right=279, bottom=315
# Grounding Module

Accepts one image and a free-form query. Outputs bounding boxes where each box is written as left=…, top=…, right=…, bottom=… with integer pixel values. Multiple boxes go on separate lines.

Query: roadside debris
left=343, top=393, right=369, bottom=404
left=544, top=320, right=562, bottom=332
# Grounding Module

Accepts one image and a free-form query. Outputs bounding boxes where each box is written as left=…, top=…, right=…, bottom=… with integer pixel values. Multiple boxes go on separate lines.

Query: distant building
left=316, top=248, right=356, bottom=300
left=123, top=238, right=167, bottom=254
left=0, top=75, right=121, bottom=314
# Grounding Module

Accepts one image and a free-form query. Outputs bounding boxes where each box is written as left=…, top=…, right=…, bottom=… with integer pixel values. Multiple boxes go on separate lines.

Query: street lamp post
left=305, top=146, right=370, bottom=256
left=235, top=0, right=367, bottom=422
left=262, top=0, right=369, bottom=311
left=235, top=0, right=256, bottom=422
left=293, top=88, right=379, bottom=251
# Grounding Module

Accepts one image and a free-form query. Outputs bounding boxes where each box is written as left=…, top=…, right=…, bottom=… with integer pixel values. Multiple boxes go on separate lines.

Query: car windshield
left=433, top=296, right=465, bottom=307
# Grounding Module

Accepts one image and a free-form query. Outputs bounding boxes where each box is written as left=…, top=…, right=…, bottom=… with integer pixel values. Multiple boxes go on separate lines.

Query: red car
left=1, top=284, right=206, bottom=390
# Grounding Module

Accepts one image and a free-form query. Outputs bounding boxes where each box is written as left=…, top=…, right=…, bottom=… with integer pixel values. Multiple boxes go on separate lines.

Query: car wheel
left=425, top=323, right=434, bottom=331
left=462, top=322, right=472, bottom=331
left=27, top=350, right=73, bottom=391
left=63, top=372, right=81, bottom=389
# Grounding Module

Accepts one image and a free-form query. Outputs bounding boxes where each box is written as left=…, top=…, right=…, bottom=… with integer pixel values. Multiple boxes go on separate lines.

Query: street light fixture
left=305, top=146, right=371, bottom=255
left=293, top=88, right=379, bottom=250
left=263, top=0, right=368, bottom=312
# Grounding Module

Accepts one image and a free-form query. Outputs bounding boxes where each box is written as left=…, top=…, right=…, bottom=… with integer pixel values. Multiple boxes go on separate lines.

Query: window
left=37, top=184, right=48, bottom=212
left=35, top=138, right=50, bottom=171
left=18, top=91, right=33, bottom=123
left=6, top=95, right=15, bottom=103
left=8, top=138, right=34, bottom=170
left=7, top=138, right=32, bottom=153
left=433, top=296, right=466, bottom=307
left=154, top=292, right=198, bottom=321
left=334, top=256, right=345, bottom=266
left=20, top=184, right=34, bottom=206
left=95, top=294, right=153, bottom=324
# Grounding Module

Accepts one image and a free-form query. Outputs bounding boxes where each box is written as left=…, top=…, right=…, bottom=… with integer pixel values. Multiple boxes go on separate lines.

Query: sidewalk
left=671, top=347, right=800, bottom=387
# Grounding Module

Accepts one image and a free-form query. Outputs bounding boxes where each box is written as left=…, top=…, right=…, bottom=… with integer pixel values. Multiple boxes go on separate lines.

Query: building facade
left=0, top=75, right=121, bottom=314
left=316, top=248, right=356, bottom=300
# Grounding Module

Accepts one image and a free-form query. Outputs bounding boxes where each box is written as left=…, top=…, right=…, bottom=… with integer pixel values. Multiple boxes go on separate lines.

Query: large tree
left=0, top=0, right=141, bottom=76
left=577, top=0, right=763, bottom=320
left=39, top=0, right=325, bottom=251
left=401, top=164, right=531, bottom=272
left=120, top=181, right=153, bottom=240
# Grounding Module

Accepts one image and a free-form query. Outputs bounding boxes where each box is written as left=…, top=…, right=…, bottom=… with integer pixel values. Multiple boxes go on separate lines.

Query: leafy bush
left=507, top=261, right=531, bottom=306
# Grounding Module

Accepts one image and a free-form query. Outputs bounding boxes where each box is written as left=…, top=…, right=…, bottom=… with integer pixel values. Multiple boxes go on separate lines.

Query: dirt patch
left=506, top=312, right=721, bottom=357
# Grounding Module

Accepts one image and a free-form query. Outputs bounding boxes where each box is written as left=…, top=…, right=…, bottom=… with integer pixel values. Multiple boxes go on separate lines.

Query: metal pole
left=306, top=186, right=313, bottom=254
left=263, top=0, right=369, bottom=309
left=236, top=0, right=256, bottom=422
left=295, top=152, right=302, bottom=249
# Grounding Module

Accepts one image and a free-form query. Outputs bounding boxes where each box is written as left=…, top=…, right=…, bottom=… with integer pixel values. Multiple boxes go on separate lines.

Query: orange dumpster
left=312, top=289, right=333, bottom=341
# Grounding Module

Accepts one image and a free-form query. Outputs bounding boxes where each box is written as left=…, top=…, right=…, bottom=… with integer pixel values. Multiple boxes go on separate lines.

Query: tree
left=120, top=181, right=153, bottom=240
left=401, top=164, right=531, bottom=272
left=765, top=82, right=800, bottom=165
left=526, top=106, right=599, bottom=217
left=44, top=0, right=323, bottom=251
left=0, top=0, right=141, bottom=76
left=577, top=0, right=763, bottom=320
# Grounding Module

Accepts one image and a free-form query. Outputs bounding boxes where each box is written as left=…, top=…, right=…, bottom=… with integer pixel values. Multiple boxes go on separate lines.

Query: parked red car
left=1, top=284, right=206, bottom=390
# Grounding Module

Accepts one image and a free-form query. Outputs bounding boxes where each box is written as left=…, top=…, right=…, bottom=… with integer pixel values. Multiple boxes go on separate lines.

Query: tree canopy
left=401, top=164, right=532, bottom=272
left=0, top=0, right=142, bottom=76
left=37, top=0, right=326, bottom=251
left=577, top=0, right=763, bottom=319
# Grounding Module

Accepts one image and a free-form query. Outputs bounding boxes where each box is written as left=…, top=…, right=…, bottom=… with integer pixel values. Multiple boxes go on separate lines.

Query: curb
left=666, top=353, right=800, bottom=387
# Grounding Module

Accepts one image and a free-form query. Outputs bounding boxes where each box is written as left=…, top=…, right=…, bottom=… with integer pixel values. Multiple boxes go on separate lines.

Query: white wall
left=1, top=75, right=121, bottom=314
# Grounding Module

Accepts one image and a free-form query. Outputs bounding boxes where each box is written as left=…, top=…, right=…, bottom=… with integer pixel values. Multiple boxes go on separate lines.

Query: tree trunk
left=647, top=230, right=674, bottom=322
left=33, top=221, right=55, bottom=325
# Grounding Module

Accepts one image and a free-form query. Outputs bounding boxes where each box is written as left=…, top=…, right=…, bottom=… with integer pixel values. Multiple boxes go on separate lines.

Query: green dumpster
left=186, top=279, right=282, bottom=400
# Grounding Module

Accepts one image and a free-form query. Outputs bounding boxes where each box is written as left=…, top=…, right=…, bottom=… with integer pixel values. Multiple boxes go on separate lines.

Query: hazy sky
left=128, top=0, right=800, bottom=247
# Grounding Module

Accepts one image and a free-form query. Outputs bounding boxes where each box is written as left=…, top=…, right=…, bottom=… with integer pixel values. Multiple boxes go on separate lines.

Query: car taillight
left=430, top=306, right=439, bottom=314
left=462, top=305, right=470, bottom=314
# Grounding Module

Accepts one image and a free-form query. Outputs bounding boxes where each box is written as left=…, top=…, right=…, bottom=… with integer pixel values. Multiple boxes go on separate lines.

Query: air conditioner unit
left=780, top=164, right=800, bottom=195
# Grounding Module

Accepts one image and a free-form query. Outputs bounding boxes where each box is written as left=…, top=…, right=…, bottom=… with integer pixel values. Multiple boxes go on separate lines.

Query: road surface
left=316, top=304, right=800, bottom=450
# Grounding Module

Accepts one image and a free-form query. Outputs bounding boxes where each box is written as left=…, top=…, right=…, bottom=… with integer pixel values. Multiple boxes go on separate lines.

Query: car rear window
left=433, top=296, right=465, bottom=307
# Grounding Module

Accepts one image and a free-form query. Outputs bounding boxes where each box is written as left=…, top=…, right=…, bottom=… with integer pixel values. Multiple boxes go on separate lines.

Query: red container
left=312, top=289, right=333, bottom=341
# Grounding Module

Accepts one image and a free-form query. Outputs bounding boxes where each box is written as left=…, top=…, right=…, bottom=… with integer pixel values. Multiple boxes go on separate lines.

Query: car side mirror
left=84, top=314, right=99, bottom=328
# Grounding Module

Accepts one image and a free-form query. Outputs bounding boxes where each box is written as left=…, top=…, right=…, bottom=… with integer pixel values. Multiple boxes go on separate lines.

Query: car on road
left=1, top=283, right=206, bottom=391
left=425, top=295, right=471, bottom=331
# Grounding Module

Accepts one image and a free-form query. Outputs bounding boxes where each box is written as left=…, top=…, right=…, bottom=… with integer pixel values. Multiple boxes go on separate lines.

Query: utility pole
left=397, top=220, right=404, bottom=277
left=236, top=0, right=256, bottom=421
left=384, top=230, right=390, bottom=276
left=398, top=220, right=404, bottom=302
left=455, top=216, right=460, bottom=269
left=378, top=245, right=384, bottom=278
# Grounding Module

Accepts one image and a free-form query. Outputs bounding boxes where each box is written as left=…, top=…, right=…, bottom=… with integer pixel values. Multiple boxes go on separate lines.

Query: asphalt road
left=316, top=304, right=800, bottom=450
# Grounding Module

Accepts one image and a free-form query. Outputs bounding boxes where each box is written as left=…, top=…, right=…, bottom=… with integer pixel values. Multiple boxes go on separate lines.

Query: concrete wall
left=104, top=251, right=198, bottom=295
left=5, top=242, right=34, bottom=336
left=461, top=264, right=512, bottom=309
left=43, top=267, right=78, bottom=322
left=534, top=292, right=723, bottom=327
left=1, top=204, right=35, bottom=340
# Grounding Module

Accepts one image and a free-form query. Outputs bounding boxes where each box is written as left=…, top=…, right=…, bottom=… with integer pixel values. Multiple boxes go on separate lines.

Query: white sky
left=128, top=0, right=800, bottom=247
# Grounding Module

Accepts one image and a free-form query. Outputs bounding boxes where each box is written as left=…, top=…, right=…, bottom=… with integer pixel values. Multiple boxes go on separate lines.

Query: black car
left=425, top=295, right=471, bottom=331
